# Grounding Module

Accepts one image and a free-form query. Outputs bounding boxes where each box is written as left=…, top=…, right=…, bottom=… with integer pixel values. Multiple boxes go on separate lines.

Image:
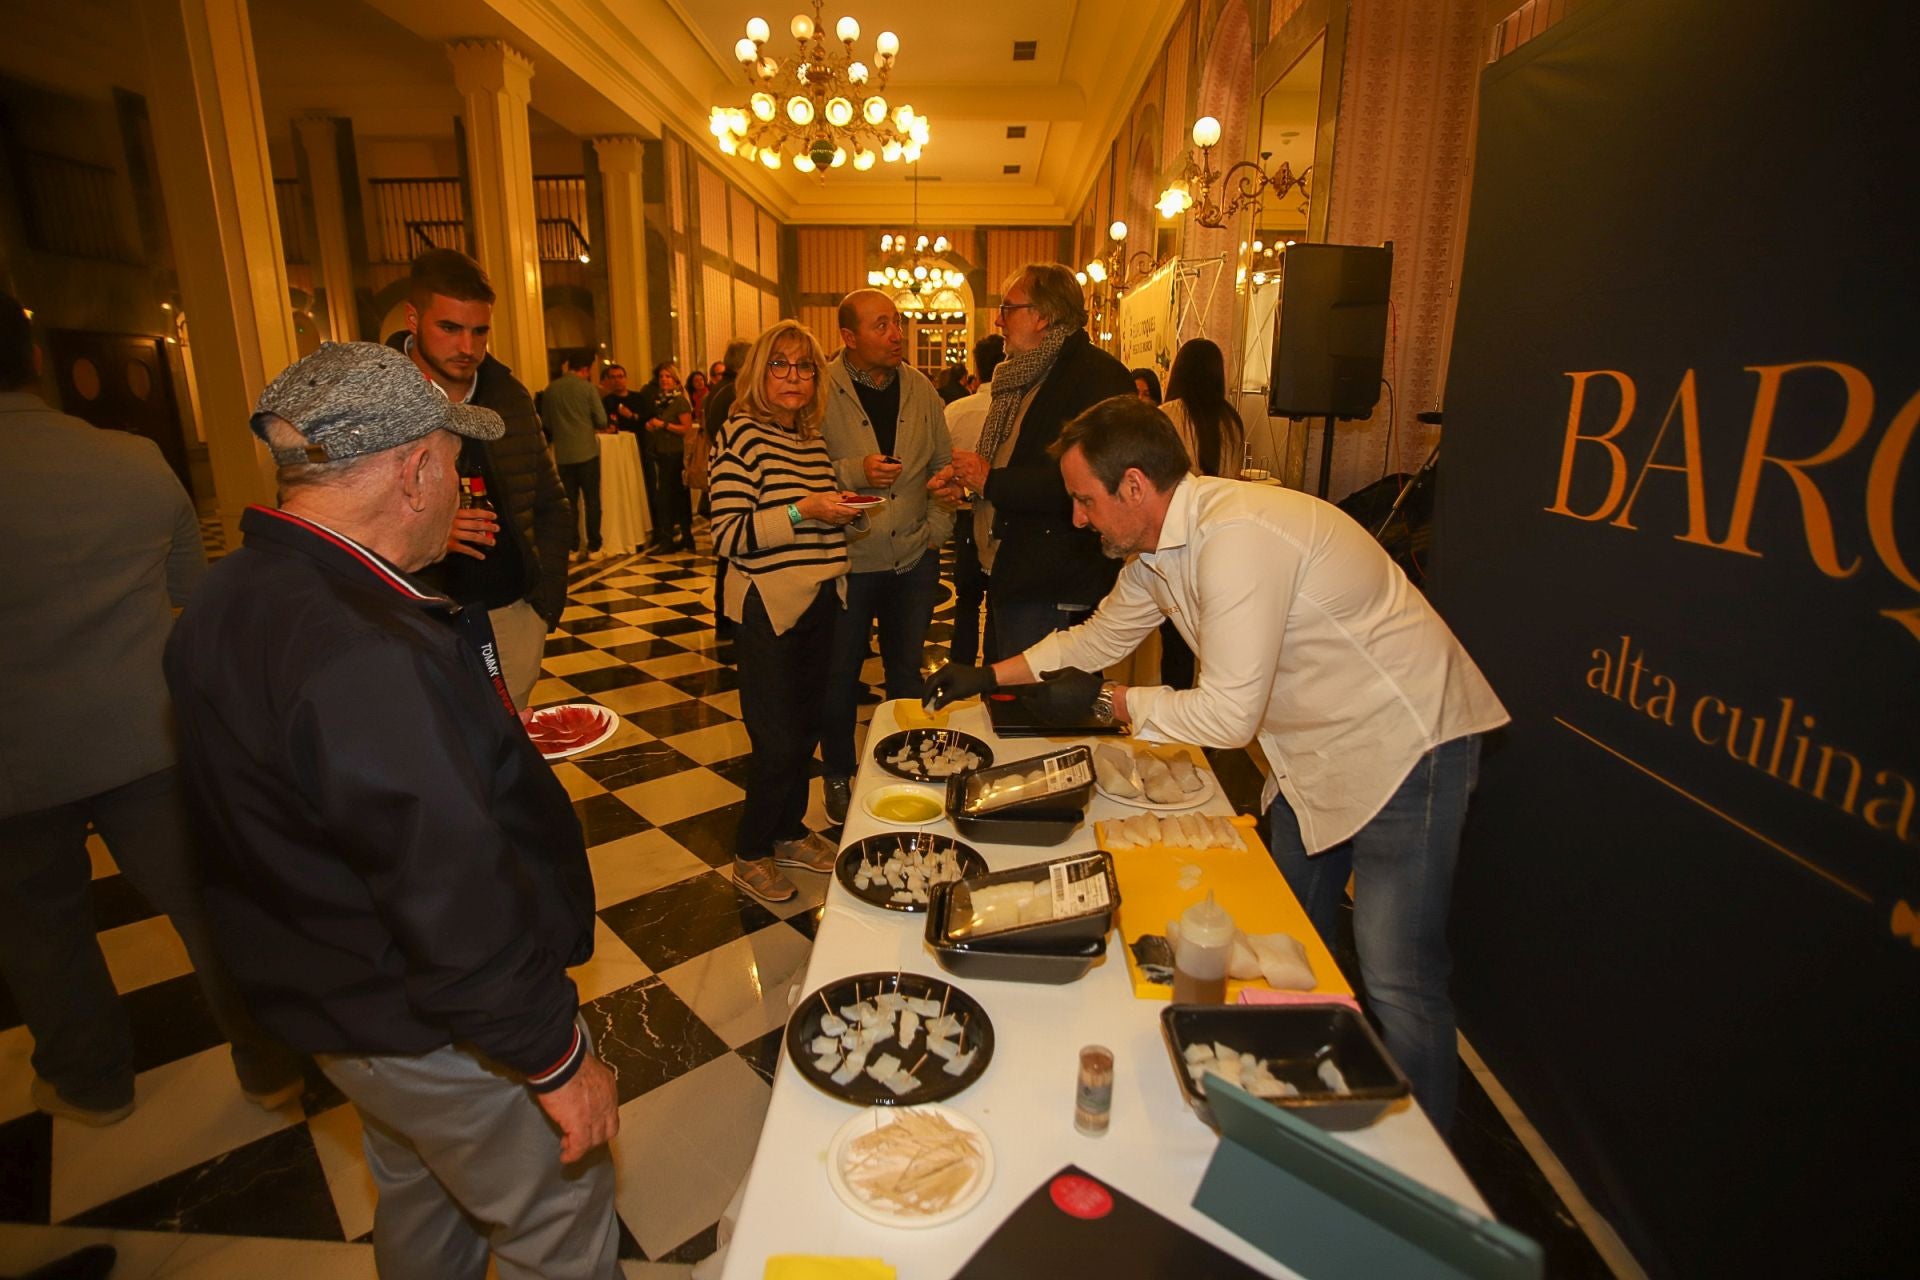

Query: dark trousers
left=558, top=457, right=602, bottom=552
left=1159, top=619, right=1195, bottom=688
left=822, top=554, right=942, bottom=777
left=650, top=453, right=693, bottom=548
left=948, top=516, right=989, bottom=667
left=986, top=595, right=1096, bottom=664
left=734, top=583, right=838, bottom=859
left=0, top=768, right=304, bottom=1109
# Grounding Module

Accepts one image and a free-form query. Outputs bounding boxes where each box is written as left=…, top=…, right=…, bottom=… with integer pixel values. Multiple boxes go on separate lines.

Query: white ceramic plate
left=1092, top=755, right=1217, bottom=811
left=826, top=1104, right=994, bottom=1229
left=840, top=494, right=889, bottom=510
left=524, top=703, right=619, bottom=760
left=862, top=783, right=946, bottom=826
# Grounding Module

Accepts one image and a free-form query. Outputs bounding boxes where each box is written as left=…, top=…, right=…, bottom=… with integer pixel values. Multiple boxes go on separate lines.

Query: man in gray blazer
left=817, top=290, right=959, bottom=822
left=0, top=294, right=303, bottom=1126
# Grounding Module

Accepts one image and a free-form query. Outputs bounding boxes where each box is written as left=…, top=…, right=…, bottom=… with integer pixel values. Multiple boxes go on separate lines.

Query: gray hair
left=1006, top=262, right=1088, bottom=332
left=260, top=415, right=382, bottom=497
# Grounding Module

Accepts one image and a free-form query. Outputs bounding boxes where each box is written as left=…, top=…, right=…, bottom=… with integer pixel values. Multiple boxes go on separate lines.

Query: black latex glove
left=923, top=663, right=998, bottom=711
left=1031, top=668, right=1104, bottom=726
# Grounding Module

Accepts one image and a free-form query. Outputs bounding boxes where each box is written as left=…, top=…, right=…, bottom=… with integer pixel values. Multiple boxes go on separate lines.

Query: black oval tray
left=835, top=834, right=987, bottom=913
left=784, top=970, right=994, bottom=1106
left=871, top=728, right=994, bottom=782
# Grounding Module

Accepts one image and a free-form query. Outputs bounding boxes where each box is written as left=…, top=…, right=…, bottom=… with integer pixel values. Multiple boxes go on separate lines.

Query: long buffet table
left=719, top=699, right=1486, bottom=1278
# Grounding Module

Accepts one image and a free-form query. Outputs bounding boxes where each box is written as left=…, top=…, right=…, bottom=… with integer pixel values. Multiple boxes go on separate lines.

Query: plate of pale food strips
left=826, top=1105, right=994, bottom=1228
left=1091, top=742, right=1217, bottom=810
left=1096, top=811, right=1249, bottom=853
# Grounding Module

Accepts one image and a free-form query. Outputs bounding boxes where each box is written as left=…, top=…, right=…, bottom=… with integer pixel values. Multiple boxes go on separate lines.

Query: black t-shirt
left=443, top=435, right=527, bottom=612
left=851, top=375, right=902, bottom=458
left=604, top=391, right=649, bottom=435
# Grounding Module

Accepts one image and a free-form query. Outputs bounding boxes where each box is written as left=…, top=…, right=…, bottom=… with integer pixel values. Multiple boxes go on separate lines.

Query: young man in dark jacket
left=388, top=249, right=573, bottom=708
left=165, top=343, right=619, bottom=1279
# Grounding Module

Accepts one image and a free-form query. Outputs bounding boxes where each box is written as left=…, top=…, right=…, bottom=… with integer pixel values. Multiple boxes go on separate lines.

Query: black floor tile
left=642, top=617, right=708, bottom=637
left=603, top=640, right=685, bottom=663
left=661, top=803, right=743, bottom=868
left=581, top=978, right=729, bottom=1104
left=666, top=667, right=739, bottom=698
left=573, top=793, right=651, bottom=846
left=89, top=873, right=158, bottom=932
left=616, top=1213, right=646, bottom=1260
left=544, top=635, right=594, bottom=656
left=123, top=973, right=226, bottom=1076
left=626, top=700, right=736, bottom=737
left=0, top=1112, right=52, bottom=1223
left=597, top=871, right=779, bottom=971
left=780, top=907, right=824, bottom=944
left=572, top=743, right=698, bottom=790
left=735, top=1026, right=785, bottom=1086
left=707, top=755, right=752, bottom=788
left=299, top=1058, right=348, bottom=1116
left=68, top=1124, right=342, bottom=1241
left=562, top=665, right=651, bottom=695
left=561, top=614, right=625, bottom=635
left=655, top=1220, right=719, bottom=1263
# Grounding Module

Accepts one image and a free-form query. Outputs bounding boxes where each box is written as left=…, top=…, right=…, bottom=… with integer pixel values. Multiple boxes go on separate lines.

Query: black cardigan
left=982, top=329, right=1137, bottom=607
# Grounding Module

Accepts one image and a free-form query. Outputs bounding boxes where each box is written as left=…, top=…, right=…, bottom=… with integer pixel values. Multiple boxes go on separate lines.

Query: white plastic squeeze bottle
left=1172, top=890, right=1234, bottom=1004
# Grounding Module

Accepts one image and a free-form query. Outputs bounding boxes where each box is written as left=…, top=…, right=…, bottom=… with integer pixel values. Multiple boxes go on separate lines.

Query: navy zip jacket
left=164, top=506, right=595, bottom=1090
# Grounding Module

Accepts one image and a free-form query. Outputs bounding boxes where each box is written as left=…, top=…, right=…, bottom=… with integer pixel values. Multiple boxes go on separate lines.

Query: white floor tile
left=0, top=1024, right=35, bottom=1125
left=703, top=690, right=742, bottom=719
left=591, top=682, right=690, bottom=715
left=0, top=1225, right=377, bottom=1279
left=611, top=1052, right=770, bottom=1261
left=571, top=919, right=653, bottom=1003
left=550, top=761, right=607, bottom=800
left=49, top=1045, right=301, bottom=1222
left=582, top=626, right=659, bottom=649
left=560, top=605, right=605, bottom=622
left=643, top=590, right=702, bottom=606
left=656, top=924, right=813, bottom=1048
left=635, top=652, right=718, bottom=679
left=615, top=769, right=744, bottom=826
left=663, top=720, right=752, bottom=765
left=577, top=716, right=657, bottom=756
left=574, top=589, right=638, bottom=605
left=587, top=830, right=712, bottom=908
left=99, top=915, right=192, bottom=995
left=529, top=677, right=583, bottom=706
left=306, top=1102, right=377, bottom=1244
left=612, top=607, right=689, bottom=626
left=664, top=630, right=721, bottom=652
left=544, top=649, right=625, bottom=676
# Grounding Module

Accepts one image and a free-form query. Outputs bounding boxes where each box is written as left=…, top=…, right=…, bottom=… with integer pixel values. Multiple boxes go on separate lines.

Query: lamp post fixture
left=1157, top=115, right=1310, bottom=227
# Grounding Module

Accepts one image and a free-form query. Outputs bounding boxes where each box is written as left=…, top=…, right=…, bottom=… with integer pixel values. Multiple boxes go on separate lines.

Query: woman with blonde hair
left=709, top=320, right=864, bottom=903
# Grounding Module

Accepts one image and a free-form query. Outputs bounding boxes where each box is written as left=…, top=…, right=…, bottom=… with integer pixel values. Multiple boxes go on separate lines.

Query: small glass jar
left=1074, top=1044, right=1114, bottom=1136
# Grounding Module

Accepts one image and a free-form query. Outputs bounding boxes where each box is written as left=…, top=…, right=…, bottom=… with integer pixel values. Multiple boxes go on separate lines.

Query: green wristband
left=786, top=502, right=803, bottom=526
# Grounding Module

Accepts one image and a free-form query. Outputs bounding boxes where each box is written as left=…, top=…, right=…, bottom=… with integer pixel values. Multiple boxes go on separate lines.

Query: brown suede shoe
left=771, top=831, right=838, bottom=873
left=733, top=857, right=797, bottom=903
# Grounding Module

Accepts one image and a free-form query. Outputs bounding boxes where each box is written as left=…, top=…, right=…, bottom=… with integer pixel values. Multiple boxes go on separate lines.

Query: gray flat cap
left=251, top=342, right=504, bottom=465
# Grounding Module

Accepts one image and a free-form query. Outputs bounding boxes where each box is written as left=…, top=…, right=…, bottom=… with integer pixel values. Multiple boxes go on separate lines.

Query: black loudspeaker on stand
left=1267, top=243, right=1393, bottom=497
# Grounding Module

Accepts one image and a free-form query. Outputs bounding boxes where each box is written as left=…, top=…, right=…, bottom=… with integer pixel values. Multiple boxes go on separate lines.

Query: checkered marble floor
left=0, top=523, right=934, bottom=1278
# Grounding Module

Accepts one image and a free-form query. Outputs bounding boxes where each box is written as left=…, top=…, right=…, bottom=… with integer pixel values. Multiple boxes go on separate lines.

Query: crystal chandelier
left=708, top=2, right=930, bottom=173
left=863, top=171, right=966, bottom=319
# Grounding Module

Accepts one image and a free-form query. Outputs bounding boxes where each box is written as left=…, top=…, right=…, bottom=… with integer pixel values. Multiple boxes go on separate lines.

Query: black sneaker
left=824, top=775, right=851, bottom=825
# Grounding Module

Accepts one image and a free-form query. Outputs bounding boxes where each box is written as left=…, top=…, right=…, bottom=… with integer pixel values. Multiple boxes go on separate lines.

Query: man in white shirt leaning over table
left=923, top=394, right=1508, bottom=1134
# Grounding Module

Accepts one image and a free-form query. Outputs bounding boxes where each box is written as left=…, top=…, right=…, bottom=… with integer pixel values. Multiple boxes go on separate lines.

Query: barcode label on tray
left=1049, top=856, right=1111, bottom=916
left=1041, top=755, right=1092, bottom=792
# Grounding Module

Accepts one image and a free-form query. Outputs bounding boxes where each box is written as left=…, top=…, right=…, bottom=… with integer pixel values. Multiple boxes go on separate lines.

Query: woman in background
left=1156, top=338, right=1247, bottom=688
left=687, top=369, right=710, bottom=422
left=708, top=320, right=863, bottom=904
left=1131, top=367, right=1163, bottom=404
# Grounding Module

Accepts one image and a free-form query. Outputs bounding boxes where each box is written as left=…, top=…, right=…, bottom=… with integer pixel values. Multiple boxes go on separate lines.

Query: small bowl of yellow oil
left=862, top=783, right=946, bottom=827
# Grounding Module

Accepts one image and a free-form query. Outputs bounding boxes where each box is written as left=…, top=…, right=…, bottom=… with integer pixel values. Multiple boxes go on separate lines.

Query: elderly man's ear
left=400, top=440, right=439, bottom=511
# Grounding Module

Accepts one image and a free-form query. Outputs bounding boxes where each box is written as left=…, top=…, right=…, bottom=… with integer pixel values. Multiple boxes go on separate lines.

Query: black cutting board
left=984, top=689, right=1130, bottom=737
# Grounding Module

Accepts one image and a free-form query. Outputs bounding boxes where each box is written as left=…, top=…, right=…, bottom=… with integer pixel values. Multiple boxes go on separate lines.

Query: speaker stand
left=1315, top=416, right=1336, bottom=498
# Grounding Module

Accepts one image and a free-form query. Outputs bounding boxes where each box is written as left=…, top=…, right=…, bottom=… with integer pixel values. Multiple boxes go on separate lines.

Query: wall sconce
left=1158, top=115, right=1310, bottom=228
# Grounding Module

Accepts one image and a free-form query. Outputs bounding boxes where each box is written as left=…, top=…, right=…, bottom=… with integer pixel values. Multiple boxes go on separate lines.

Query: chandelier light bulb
left=761, top=146, right=783, bottom=169
left=1075, top=271, right=1087, bottom=285
left=1109, top=220, right=1128, bottom=242
left=796, top=62, right=811, bottom=81
left=916, top=235, right=928, bottom=251
left=718, top=134, right=738, bottom=155
left=882, top=140, right=903, bottom=163
left=853, top=148, right=875, bottom=170
left=863, top=95, right=888, bottom=125
left=793, top=153, right=815, bottom=172
left=903, top=141, right=921, bottom=163
left=867, top=270, right=884, bottom=286
left=831, top=145, right=847, bottom=167
left=1192, top=116, right=1222, bottom=148
left=909, top=118, right=930, bottom=145
left=751, top=92, right=776, bottom=121
left=787, top=96, right=814, bottom=124
left=746, top=17, right=770, bottom=43
left=759, top=57, right=778, bottom=78
left=836, top=16, right=860, bottom=42
left=913, top=265, right=928, bottom=281
left=1086, top=260, right=1107, bottom=283
left=1251, top=239, right=1263, bottom=252
left=790, top=13, right=814, bottom=40
left=893, top=104, right=913, bottom=130
left=881, top=233, right=893, bottom=250
left=739, top=141, right=759, bottom=161
left=732, top=110, right=750, bottom=135
left=708, top=108, right=727, bottom=137
left=825, top=96, right=853, bottom=127
left=875, top=30, right=899, bottom=58
left=848, top=61, right=868, bottom=84
left=934, top=236, right=948, bottom=252
left=734, top=37, right=758, bottom=62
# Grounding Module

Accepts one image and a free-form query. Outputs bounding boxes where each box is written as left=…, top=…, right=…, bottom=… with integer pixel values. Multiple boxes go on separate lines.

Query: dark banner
left=1432, top=0, right=1918, bottom=1274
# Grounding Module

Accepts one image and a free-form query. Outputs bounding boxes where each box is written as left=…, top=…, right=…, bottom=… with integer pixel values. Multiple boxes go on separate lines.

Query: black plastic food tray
left=923, top=883, right=1108, bottom=984
left=1160, top=1003, right=1411, bottom=1131
left=936, top=852, right=1120, bottom=950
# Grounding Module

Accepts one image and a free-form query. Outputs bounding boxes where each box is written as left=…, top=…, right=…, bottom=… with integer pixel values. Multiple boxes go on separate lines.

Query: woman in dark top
left=1156, top=337, right=1249, bottom=687
left=707, top=320, right=862, bottom=904
left=1131, top=367, right=1163, bottom=404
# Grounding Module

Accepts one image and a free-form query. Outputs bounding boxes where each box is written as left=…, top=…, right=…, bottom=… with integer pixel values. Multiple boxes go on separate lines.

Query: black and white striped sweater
left=709, top=412, right=849, bottom=633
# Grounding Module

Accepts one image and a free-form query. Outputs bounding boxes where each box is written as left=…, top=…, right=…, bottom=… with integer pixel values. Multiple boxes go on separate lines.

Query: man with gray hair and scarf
left=164, top=343, right=620, bottom=1280
left=948, top=262, right=1134, bottom=659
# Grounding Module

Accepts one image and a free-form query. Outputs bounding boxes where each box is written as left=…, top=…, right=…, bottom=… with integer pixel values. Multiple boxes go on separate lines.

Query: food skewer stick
left=818, top=990, right=834, bottom=1017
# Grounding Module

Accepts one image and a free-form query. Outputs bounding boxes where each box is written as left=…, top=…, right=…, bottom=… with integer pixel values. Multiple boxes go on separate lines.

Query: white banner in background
left=1117, top=260, right=1179, bottom=380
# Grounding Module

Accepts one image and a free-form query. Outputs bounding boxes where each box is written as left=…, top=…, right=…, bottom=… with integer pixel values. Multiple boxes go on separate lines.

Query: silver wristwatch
left=1091, top=681, right=1117, bottom=726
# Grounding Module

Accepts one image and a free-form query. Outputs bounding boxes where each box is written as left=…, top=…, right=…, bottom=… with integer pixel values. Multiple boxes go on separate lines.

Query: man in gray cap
left=165, top=343, right=620, bottom=1280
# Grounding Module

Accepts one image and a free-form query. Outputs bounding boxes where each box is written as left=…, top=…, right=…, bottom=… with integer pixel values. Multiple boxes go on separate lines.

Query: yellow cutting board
left=1102, top=816, right=1352, bottom=1001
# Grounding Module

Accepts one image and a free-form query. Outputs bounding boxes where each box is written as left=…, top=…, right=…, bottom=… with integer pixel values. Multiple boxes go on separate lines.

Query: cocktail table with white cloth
left=595, top=430, right=652, bottom=554
left=720, top=699, right=1487, bottom=1278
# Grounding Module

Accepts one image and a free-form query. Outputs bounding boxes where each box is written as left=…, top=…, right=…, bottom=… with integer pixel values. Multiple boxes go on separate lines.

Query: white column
left=139, top=0, right=298, bottom=543
left=294, top=114, right=361, bottom=344
left=590, top=136, right=653, bottom=375
left=446, top=39, right=548, bottom=387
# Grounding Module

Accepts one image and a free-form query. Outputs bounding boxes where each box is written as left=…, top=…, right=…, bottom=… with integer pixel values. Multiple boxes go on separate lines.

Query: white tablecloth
left=719, top=700, right=1486, bottom=1279
left=596, top=431, right=650, bottom=554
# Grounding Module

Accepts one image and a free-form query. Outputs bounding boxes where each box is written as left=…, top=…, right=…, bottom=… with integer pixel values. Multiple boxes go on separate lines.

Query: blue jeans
left=822, top=553, right=942, bottom=777
left=1264, top=735, right=1482, bottom=1133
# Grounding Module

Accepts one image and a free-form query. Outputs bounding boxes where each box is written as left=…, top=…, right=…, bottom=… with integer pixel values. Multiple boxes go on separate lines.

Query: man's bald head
left=837, top=288, right=905, bottom=372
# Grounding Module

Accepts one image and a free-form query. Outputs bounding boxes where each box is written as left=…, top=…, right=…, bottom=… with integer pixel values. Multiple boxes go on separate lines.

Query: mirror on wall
left=1240, top=33, right=1324, bottom=400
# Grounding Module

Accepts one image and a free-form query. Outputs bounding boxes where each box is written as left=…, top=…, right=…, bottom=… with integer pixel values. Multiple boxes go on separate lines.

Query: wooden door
left=46, top=330, right=189, bottom=491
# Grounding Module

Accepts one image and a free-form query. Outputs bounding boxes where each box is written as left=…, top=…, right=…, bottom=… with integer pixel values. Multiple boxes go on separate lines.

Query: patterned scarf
left=975, top=323, right=1073, bottom=465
